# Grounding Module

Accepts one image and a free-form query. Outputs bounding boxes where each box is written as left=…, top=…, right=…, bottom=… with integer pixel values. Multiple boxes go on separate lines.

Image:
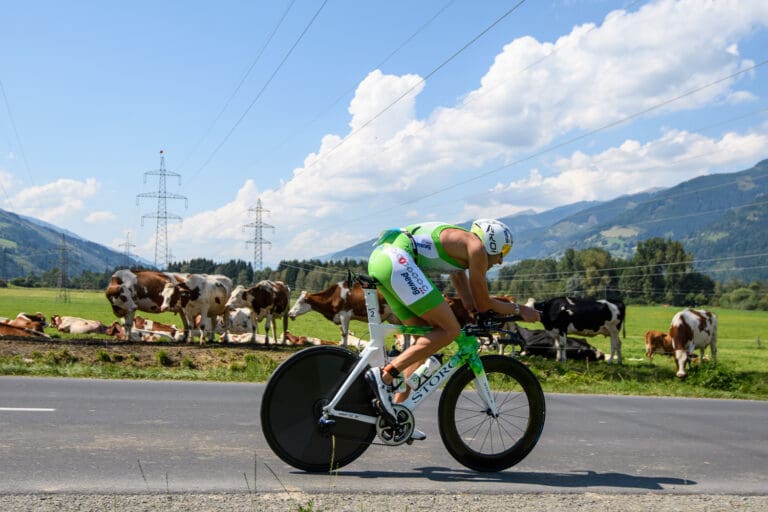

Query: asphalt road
left=1, top=376, right=766, bottom=495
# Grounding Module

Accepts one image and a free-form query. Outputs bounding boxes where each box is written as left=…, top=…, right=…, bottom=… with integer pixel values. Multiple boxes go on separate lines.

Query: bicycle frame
left=321, top=286, right=499, bottom=428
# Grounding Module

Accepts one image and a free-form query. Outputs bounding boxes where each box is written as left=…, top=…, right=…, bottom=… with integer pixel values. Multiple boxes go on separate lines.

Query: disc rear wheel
left=260, top=346, right=376, bottom=472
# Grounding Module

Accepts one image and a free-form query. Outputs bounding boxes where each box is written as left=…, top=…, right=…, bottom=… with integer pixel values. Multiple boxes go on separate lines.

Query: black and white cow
left=529, top=297, right=626, bottom=363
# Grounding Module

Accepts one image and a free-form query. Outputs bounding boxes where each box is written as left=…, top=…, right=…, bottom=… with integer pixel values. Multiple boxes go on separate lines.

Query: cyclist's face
left=489, top=253, right=503, bottom=267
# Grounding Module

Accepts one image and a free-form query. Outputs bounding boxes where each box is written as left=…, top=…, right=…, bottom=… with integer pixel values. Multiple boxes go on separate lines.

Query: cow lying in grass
left=51, top=315, right=109, bottom=334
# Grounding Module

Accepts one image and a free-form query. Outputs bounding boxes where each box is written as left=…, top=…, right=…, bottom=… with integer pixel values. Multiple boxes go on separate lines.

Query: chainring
left=375, top=404, right=415, bottom=446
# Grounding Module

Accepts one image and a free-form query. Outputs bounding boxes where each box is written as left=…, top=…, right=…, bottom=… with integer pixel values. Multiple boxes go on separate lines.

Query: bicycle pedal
left=370, top=399, right=397, bottom=427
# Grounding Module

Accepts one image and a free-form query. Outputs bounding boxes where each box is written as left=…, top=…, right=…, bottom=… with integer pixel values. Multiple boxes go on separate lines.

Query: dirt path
left=0, top=336, right=295, bottom=370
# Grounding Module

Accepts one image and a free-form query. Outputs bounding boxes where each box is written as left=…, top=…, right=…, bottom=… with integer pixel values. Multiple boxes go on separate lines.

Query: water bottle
left=407, top=355, right=442, bottom=390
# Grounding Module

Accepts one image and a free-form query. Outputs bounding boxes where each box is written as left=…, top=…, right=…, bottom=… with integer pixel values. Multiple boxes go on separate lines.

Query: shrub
left=229, top=361, right=247, bottom=372
left=96, top=350, right=112, bottom=363
left=155, top=350, right=172, bottom=367
left=42, top=349, right=78, bottom=365
left=686, top=364, right=739, bottom=391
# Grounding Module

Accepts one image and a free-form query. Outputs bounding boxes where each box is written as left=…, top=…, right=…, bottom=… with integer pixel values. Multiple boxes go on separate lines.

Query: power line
left=175, top=0, right=298, bottom=173
left=187, top=0, right=329, bottom=185
left=0, top=78, right=33, bottom=186
left=118, top=231, right=137, bottom=269
left=244, top=198, right=274, bottom=270
left=56, top=233, right=70, bottom=303
left=136, top=151, right=188, bottom=269
left=300, top=0, right=529, bottom=175
left=347, top=59, right=768, bottom=224
left=253, top=0, right=458, bottom=167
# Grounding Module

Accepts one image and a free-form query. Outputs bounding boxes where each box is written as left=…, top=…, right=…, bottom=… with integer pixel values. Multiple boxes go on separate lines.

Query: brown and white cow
left=8, top=312, right=48, bottom=332
left=105, top=269, right=190, bottom=340
left=226, top=280, right=290, bottom=344
left=644, top=329, right=675, bottom=362
left=530, top=297, right=626, bottom=363
left=160, top=273, right=233, bottom=344
left=50, top=315, right=108, bottom=334
left=669, top=308, right=718, bottom=378
left=215, top=307, right=255, bottom=341
left=105, top=321, right=175, bottom=342
left=0, top=321, right=51, bottom=338
left=106, top=321, right=128, bottom=340
left=133, top=315, right=178, bottom=338
left=288, top=280, right=400, bottom=347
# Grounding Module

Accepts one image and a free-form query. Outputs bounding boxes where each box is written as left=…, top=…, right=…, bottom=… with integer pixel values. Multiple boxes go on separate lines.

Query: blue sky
left=1, top=0, right=767, bottom=268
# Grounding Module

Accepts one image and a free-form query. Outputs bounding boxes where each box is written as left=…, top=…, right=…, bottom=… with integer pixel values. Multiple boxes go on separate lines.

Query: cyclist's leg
left=368, top=245, right=460, bottom=384
left=387, top=302, right=461, bottom=402
left=391, top=302, right=460, bottom=373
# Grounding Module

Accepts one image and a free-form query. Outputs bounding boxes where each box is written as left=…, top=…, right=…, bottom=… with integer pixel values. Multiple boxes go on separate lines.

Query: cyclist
left=365, top=219, right=540, bottom=439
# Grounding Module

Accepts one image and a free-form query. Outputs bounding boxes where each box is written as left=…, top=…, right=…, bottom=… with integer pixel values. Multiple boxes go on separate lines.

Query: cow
left=669, top=308, right=717, bottom=378
left=8, top=312, right=47, bottom=332
left=515, top=324, right=605, bottom=361
left=288, top=280, right=400, bottom=347
left=0, top=321, right=51, bottom=338
left=226, top=280, right=290, bottom=344
left=133, top=315, right=178, bottom=338
left=159, top=274, right=233, bottom=344
left=105, top=321, right=127, bottom=339
left=529, top=297, right=626, bottom=363
left=215, top=307, right=255, bottom=341
left=105, top=321, right=175, bottom=342
left=284, top=330, right=339, bottom=346
left=50, top=315, right=108, bottom=334
left=644, top=329, right=675, bottom=362
left=105, top=269, right=190, bottom=340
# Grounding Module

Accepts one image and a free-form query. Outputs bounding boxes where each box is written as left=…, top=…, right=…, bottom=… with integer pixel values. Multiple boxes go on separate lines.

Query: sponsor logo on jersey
left=412, top=234, right=438, bottom=258
left=388, top=247, right=433, bottom=305
left=400, top=264, right=428, bottom=295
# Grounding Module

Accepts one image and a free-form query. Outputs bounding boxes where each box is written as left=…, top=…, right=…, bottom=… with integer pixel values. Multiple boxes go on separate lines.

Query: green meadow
left=1, top=286, right=766, bottom=400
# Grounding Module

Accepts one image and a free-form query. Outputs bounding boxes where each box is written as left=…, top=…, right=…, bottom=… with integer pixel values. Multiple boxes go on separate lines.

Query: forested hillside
left=1, top=160, right=766, bottom=287
left=0, top=209, right=142, bottom=280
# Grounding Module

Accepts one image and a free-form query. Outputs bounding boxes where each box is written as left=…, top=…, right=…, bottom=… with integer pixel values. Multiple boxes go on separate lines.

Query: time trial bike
left=260, top=273, right=545, bottom=473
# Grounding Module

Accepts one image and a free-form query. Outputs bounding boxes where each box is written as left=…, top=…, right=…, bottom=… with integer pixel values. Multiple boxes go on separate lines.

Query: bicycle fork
left=455, top=333, right=500, bottom=417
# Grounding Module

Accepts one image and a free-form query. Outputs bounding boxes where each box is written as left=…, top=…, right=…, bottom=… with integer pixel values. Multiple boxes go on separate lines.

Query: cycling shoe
left=364, top=367, right=397, bottom=426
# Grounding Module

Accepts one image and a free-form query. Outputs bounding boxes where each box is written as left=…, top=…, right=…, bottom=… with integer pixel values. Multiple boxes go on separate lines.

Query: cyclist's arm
left=449, top=271, right=475, bottom=313
left=465, top=238, right=538, bottom=321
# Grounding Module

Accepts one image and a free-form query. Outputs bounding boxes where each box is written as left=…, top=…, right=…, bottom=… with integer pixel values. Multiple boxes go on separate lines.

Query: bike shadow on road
left=339, top=467, right=696, bottom=490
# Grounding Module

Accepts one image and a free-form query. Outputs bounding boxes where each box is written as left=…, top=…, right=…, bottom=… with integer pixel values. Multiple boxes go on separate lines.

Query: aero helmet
left=471, top=218, right=513, bottom=256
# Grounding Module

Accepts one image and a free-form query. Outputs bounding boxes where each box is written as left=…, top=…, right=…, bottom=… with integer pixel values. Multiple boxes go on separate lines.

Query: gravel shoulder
left=3, top=493, right=768, bottom=512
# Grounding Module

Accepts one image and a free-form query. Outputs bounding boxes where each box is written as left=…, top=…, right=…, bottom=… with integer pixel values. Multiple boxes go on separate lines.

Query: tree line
left=1, top=238, right=766, bottom=311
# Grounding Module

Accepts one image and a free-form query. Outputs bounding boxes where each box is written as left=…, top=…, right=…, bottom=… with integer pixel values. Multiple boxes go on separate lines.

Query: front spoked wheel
left=260, top=346, right=376, bottom=472
left=438, top=355, right=545, bottom=472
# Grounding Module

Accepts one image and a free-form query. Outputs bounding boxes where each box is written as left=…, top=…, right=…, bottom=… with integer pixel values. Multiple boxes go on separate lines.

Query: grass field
left=1, top=286, right=767, bottom=400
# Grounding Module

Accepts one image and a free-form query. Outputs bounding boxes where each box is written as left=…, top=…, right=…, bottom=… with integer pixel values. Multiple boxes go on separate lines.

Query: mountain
left=0, top=208, right=145, bottom=279
left=325, top=200, right=602, bottom=261
left=2, top=160, right=766, bottom=282
left=325, top=159, right=768, bottom=281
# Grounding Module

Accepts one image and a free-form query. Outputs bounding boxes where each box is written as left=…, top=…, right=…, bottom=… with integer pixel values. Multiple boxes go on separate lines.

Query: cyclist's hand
left=476, top=310, right=496, bottom=328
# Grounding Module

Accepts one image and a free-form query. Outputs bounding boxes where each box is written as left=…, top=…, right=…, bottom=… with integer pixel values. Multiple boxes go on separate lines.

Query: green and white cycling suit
left=368, top=222, right=467, bottom=321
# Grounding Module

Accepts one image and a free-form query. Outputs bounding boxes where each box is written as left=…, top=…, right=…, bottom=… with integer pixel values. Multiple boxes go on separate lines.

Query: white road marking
left=0, top=407, right=56, bottom=412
